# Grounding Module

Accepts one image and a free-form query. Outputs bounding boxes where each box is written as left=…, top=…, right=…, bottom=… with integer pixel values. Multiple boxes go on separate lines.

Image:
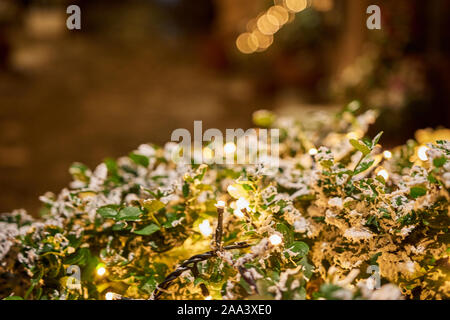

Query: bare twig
left=214, top=206, right=224, bottom=251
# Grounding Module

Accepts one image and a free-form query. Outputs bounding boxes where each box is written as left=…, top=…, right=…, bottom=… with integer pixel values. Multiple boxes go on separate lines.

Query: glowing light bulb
left=268, top=5, right=289, bottom=25
left=257, top=13, right=279, bottom=35
left=199, top=220, right=213, bottom=237
left=383, top=150, right=392, bottom=159
left=105, top=292, right=115, bottom=300
left=308, top=148, right=318, bottom=156
left=417, top=146, right=429, bottom=161
left=236, top=197, right=250, bottom=211
left=284, top=0, right=308, bottom=13
left=269, top=234, right=282, bottom=246
left=233, top=208, right=244, bottom=219
left=97, top=267, right=106, bottom=276
left=227, top=184, right=248, bottom=199
left=236, top=33, right=258, bottom=54
left=224, top=142, right=236, bottom=155
left=204, top=296, right=213, bottom=300
left=377, top=169, right=389, bottom=181
left=227, top=185, right=237, bottom=194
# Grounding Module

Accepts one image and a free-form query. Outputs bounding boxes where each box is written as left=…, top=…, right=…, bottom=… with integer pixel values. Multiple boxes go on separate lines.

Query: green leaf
left=276, top=223, right=294, bottom=246
left=141, top=277, right=158, bottom=294
left=375, top=175, right=386, bottom=184
left=350, top=139, right=371, bottom=156
left=129, top=153, right=150, bottom=167
left=288, top=241, right=309, bottom=258
left=371, top=131, right=383, bottom=147
left=410, top=186, right=427, bottom=199
left=433, top=156, right=447, bottom=168
left=369, top=252, right=382, bottom=265
left=112, top=222, right=127, bottom=231
left=316, top=284, right=342, bottom=300
left=104, top=158, right=118, bottom=174
left=97, top=205, right=119, bottom=218
left=427, top=173, right=438, bottom=184
left=182, top=182, right=190, bottom=198
left=117, top=206, right=143, bottom=221
left=354, top=159, right=375, bottom=174
left=3, top=296, right=24, bottom=300
left=194, top=277, right=206, bottom=286
left=64, top=248, right=89, bottom=265
left=143, top=200, right=165, bottom=214
left=133, top=223, right=160, bottom=235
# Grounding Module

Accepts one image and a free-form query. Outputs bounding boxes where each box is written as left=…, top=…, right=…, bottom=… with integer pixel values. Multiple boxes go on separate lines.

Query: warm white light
left=284, top=0, right=308, bottom=13
left=417, top=146, right=429, bottom=161
left=224, top=142, right=237, bottom=155
left=377, top=169, right=389, bottom=181
left=268, top=5, right=289, bottom=25
left=227, top=185, right=237, bottom=194
left=236, top=33, right=259, bottom=54
left=269, top=234, right=282, bottom=246
left=215, top=200, right=226, bottom=208
left=227, top=184, right=248, bottom=199
left=97, top=267, right=106, bottom=276
left=199, top=220, right=213, bottom=237
left=257, top=13, right=280, bottom=35
left=308, top=148, right=318, bottom=156
left=105, top=292, right=115, bottom=300
left=233, top=208, right=244, bottom=219
left=236, top=197, right=250, bottom=211
left=204, top=295, right=213, bottom=300
left=383, top=150, right=392, bottom=159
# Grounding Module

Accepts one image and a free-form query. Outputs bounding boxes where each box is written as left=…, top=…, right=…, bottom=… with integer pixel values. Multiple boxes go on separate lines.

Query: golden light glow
left=252, top=30, right=273, bottom=51
left=236, top=33, right=258, bottom=54
left=224, top=142, right=237, bottom=155
left=269, top=234, right=282, bottom=245
left=105, top=292, right=115, bottom=300
left=377, top=168, right=389, bottom=181
left=199, top=219, right=213, bottom=237
left=257, top=13, right=280, bottom=35
left=97, top=266, right=106, bottom=276
left=417, top=146, right=429, bottom=161
left=268, top=5, right=289, bottom=25
left=308, top=148, right=318, bottom=156
left=284, top=0, right=309, bottom=13
left=204, top=295, right=213, bottom=300
left=236, top=0, right=312, bottom=54
left=383, top=150, right=392, bottom=159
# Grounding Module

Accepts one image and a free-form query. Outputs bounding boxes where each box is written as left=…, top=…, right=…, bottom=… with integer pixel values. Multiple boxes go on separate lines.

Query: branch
left=214, top=206, right=224, bottom=251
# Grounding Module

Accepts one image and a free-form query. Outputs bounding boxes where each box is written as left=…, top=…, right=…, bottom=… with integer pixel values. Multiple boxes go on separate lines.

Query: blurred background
left=0, top=0, right=449, bottom=214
